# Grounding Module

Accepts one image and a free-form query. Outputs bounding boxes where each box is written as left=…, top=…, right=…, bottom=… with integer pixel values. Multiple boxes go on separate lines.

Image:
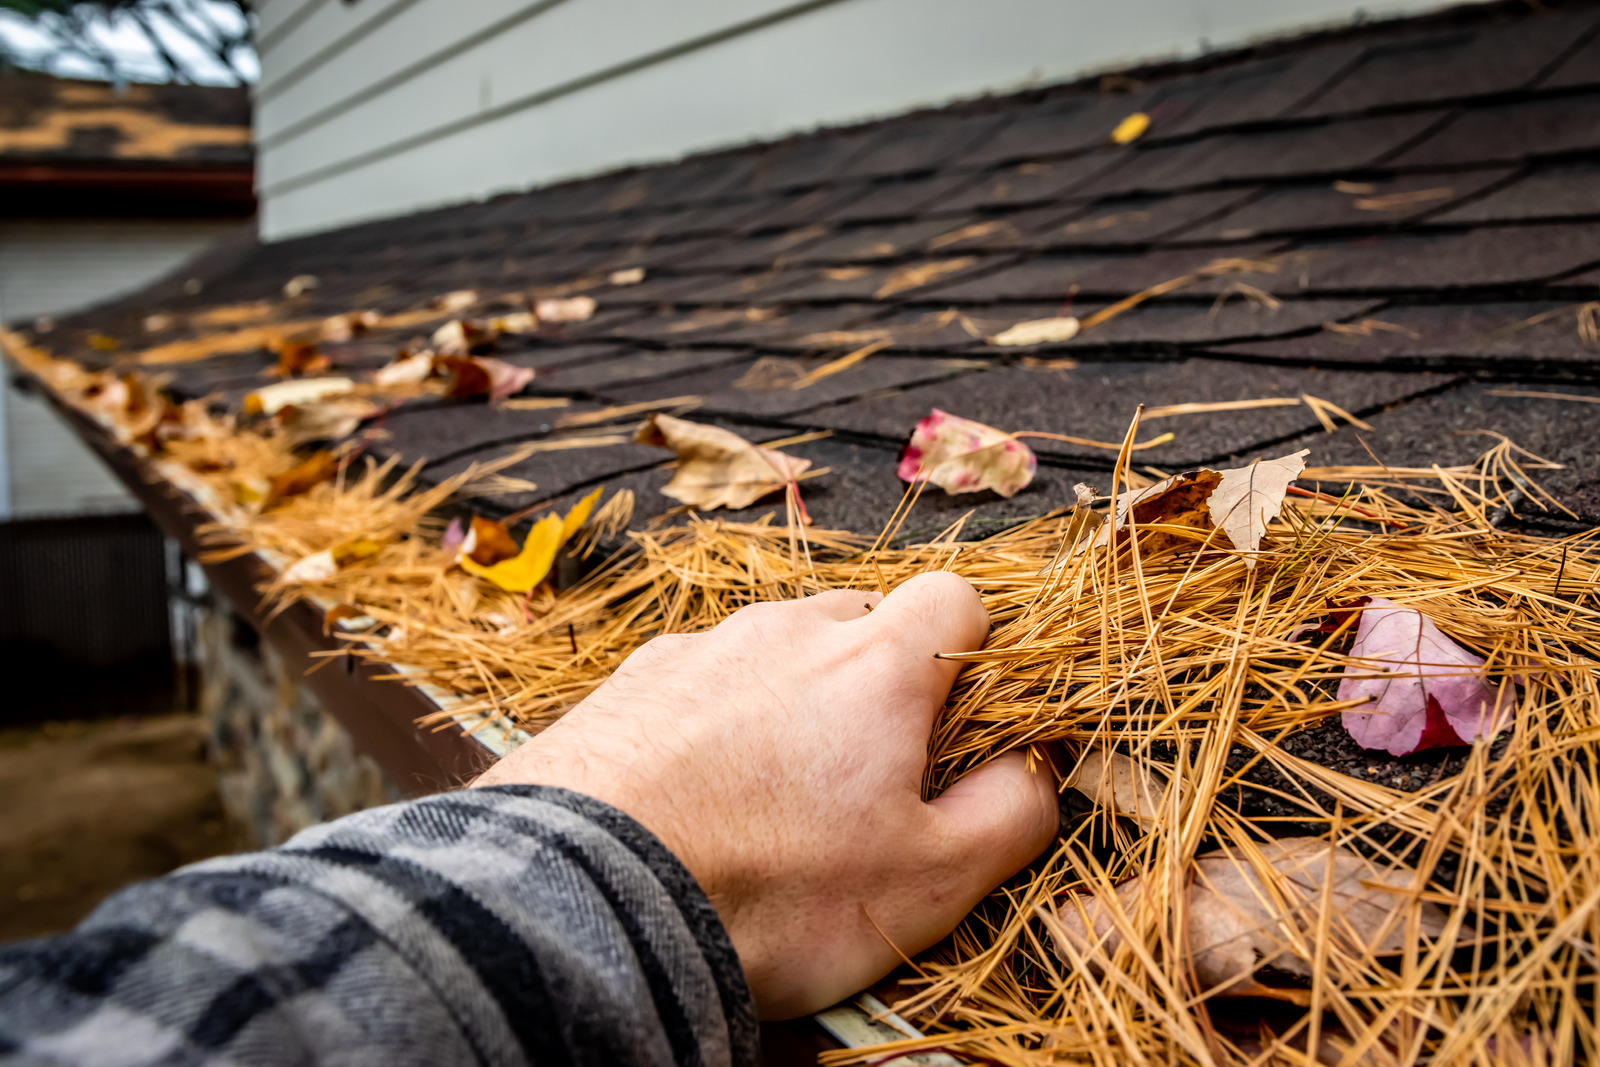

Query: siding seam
left=257, top=0, right=431, bottom=103
left=256, top=0, right=338, bottom=59
left=259, top=0, right=858, bottom=198
left=257, top=0, right=575, bottom=151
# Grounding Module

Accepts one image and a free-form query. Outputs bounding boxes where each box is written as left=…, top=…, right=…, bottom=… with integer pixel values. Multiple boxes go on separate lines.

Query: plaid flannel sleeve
left=0, top=785, right=758, bottom=1067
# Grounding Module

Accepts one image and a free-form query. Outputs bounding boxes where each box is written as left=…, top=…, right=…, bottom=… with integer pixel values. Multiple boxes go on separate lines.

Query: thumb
left=926, top=750, right=1059, bottom=900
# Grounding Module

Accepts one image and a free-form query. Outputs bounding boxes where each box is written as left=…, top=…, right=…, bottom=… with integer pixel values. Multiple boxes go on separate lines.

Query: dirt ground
left=0, top=713, right=239, bottom=942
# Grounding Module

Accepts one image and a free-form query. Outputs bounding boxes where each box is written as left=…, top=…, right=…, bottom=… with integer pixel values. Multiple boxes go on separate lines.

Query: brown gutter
left=0, top=160, right=255, bottom=215
left=16, top=374, right=493, bottom=796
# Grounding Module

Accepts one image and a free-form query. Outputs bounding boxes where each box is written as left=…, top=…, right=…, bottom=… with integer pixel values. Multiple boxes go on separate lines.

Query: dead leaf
left=270, top=338, right=330, bottom=378
left=989, top=316, right=1081, bottom=347
left=237, top=450, right=340, bottom=509
left=1089, top=450, right=1307, bottom=565
left=372, top=350, right=435, bottom=388
left=489, top=311, right=538, bottom=334
left=635, top=413, right=812, bottom=512
left=461, top=516, right=520, bottom=566
left=1205, top=450, right=1309, bottom=567
left=433, top=289, right=478, bottom=313
left=276, top=393, right=382, bottom=445
left=283, top=274, right=319, bottom=298
left=535, top=295, right=596, bottom=323
left=458, top=488, right=603, bottom=593
left=1064, top=747, right=1179, bottom=822
left=320, top=310, right=380, bottom=343
left=432, top=319, right=497, bottom=355
left=898, top=409, right=1036, bottom=498
left=433, top=355, right=534, bottom=402
left=1090, top=469, right=1223, bottom=556
left=282, top=549, right=337, bottom=584
left=1339, top=596, right=1513, bottom=756
left=243, top=377, right=355, bottom=416
left=1110, top=111, right=1151, bottom=144
left=281, top=536, right=386, bottom=584
left=875, top=258, right=974, bottom=299
left=1043, top=837, right=1449, bottom=1003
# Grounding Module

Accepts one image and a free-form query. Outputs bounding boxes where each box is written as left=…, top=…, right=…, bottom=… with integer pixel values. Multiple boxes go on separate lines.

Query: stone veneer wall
left=197, top=603, right=401, bottom=848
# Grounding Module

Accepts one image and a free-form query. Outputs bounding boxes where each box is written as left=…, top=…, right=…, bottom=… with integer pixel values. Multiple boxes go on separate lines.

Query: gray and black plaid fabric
left=0, top=785, right=757, bottom=1067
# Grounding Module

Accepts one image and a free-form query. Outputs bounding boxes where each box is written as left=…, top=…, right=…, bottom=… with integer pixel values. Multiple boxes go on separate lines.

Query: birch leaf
left=1206, top=449, right=1309, bottom=566
left=459, top=488, right=603, bottom=593
left=635, top=414, right=812, bottom=511
left=1044, top=837, right=1449, bottom=1004
left=988, top=316, right=1080, bottom=347
left=897, top=409, right=1036, bottom=498
left=1339, top=596, right=1513, bottom=756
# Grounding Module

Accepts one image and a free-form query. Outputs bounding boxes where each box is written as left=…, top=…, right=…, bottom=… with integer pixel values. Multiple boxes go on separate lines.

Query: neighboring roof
left=26, top=0, right=1600, bottom=533
left=0, top=71, right=254, bottom=215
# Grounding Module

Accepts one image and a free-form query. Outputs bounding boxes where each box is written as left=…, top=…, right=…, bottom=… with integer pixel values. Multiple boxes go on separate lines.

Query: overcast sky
left=0, top=1, right=255, bottom=85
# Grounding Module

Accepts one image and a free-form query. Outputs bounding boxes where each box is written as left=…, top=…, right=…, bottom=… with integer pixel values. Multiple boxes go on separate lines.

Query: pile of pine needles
left=223, top=430, right=1599, bottom=1066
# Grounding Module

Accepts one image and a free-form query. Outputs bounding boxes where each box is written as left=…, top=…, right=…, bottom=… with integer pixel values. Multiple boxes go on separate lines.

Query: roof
left=0, top=71, right=254, bottom=215
left=21, top=0, right=1600, bottom=536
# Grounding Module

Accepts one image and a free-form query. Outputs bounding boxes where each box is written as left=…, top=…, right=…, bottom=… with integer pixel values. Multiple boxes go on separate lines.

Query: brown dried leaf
left=271, top=338, right=329, bottom=378
left=1064, top=747, right=1179, bottom=822
left=262, top=450, right=339, bottom=509
left=1089, top=450, right=1307, bottom=565
left=462, top=516, right=521, bottom=566
left=635, top=413, right=811, bottom=512
left=1044, top=837, right=1449, bottom=1004
left=1206, top=450, right=1308, bottom=566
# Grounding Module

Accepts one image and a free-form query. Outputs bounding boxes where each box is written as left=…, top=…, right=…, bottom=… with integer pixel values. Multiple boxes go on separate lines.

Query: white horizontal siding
left=0, top=219, right=242, bottom=323
left=0, top=219, right=240, bottom=518
left=253, top=0, right=829, bottom=186
left=255, top=0, right=1476, bottom=240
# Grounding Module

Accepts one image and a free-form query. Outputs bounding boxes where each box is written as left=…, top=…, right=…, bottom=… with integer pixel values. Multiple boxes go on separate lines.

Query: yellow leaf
left=1110, top=111, right=1150, bottom=144
left=459, top=487, right=603, bottom=593
left=560, top=486, right=604, bottom=543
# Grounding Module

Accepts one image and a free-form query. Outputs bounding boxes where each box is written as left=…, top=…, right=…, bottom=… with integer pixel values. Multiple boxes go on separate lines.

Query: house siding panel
left=0, top=218, right=240, bottom=518
left=254, top=0, right=1478, bottom=240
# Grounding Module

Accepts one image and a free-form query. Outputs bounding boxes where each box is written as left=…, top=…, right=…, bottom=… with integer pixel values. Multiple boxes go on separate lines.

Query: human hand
left=474, top=572, right=1059, bottom=1019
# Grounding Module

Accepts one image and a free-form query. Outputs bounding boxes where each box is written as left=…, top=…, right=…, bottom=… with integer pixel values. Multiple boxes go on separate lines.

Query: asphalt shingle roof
left=32, top=0, right=1600, bottom=536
